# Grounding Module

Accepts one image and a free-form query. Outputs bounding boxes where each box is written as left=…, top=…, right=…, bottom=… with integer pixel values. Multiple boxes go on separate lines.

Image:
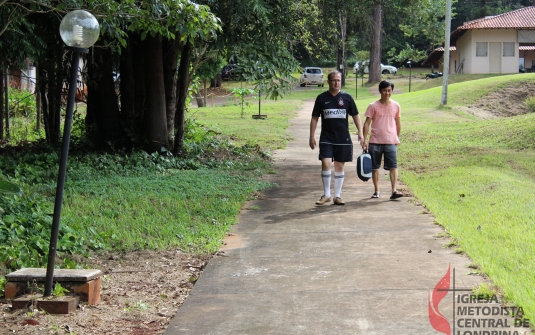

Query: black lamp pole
left=44, top=46, right=88, bottom=297
left=407, top=60, right=412, bottom=93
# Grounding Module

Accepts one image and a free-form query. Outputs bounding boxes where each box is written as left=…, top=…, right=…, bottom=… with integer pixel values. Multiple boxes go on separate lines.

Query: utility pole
left=441, top=0, right=452, bottom=106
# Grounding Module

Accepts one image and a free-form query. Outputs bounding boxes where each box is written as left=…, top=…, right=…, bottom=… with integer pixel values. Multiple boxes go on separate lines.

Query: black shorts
left=319, top=143, right=353, bottom=162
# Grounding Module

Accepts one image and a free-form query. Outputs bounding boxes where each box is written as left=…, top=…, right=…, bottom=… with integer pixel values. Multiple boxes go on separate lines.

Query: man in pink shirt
left=362, top=80, right=403, bottom=200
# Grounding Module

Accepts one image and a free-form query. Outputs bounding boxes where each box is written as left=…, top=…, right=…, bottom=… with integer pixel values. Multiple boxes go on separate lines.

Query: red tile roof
left=459, top=6, right=535, bottom=29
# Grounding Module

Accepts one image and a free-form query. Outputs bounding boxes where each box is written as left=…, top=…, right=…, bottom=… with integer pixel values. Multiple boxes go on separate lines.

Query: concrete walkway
left=165, top=101, right=530, bottom=335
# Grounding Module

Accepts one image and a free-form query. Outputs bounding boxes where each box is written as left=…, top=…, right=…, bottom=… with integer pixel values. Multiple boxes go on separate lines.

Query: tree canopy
left=1, top=0, right=534, bottom=149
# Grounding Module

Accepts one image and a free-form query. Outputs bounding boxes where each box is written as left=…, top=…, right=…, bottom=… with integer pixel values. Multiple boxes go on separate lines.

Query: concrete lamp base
left=5, top=268, right=103, bottom=313
left=12, top=294, right=80, bottom=314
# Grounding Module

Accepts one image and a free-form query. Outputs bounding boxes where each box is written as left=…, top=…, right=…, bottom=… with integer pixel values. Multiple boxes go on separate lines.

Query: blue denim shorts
left=368, top=143, right=397, bottom=170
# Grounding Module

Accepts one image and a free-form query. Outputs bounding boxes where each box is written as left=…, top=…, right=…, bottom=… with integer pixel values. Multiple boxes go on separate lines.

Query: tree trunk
left=39, top=68, right=50, bottom=143
left=195, top=90, right=205, bottom=107
left=339, top=13, right=346, bottom=87
left=368, top=2, right=383, bottom=84
left=119, top=33, right=138, bottom=140
left=86, top=47, right=122, bottom=147
left=0, top=67, right=4, bottom=141
left=35, top=66, right=41, bottom=133
left=204, top=81, right=207, bottom=106
left=173, top=41, right=192, bottom=155
left=44, top=43, right=65, bottom=144
left=144, top=35, right=168, bottom=153
left=210, top=72, right=222, bottom=88
left=163, top=38, right=182, bottom=145
left=133, top=34, right=147, bottom=140
left=337, top=48, right=344, bottom=86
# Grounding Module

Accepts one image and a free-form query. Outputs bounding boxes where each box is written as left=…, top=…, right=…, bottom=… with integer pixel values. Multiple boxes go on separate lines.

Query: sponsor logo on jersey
left=323, top=109, right=346, bottom=119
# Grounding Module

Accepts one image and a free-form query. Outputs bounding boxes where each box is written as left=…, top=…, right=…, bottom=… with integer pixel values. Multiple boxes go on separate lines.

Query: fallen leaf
left=21, top=319, right=39, bottom=326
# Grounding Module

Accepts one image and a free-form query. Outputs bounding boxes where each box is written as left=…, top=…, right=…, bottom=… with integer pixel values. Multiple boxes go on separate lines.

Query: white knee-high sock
left=334, top=171, right=344, bottom=198
left=321, top=170, right=331, bottom=197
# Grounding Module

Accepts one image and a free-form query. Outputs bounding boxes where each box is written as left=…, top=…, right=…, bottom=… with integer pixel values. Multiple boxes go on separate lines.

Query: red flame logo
left=428, top=265, right=451, bottom=334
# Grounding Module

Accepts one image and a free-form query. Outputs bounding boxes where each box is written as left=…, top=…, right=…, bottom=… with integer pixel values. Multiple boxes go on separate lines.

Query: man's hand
left=357, top=134, right=365, bottom=149
left=309, top=137, right=316, bottom=150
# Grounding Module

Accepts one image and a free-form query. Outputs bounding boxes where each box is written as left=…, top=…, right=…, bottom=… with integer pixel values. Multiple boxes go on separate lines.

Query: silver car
left=353, top=61, right=397, bottom=75
left=299, top=67, right=324, bottom=87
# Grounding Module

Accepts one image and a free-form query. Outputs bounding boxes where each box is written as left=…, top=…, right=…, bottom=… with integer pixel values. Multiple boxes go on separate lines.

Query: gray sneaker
left=333, top=197, right=345, bottom=205
left=315, top=195, right=331, bottom=205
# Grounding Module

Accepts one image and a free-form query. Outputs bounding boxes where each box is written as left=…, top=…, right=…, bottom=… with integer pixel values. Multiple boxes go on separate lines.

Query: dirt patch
left=464, top=82, right=534, bottom=118
left=0, top=250, right=212, bottom=334
left=456, top=106, right=499, bottom=119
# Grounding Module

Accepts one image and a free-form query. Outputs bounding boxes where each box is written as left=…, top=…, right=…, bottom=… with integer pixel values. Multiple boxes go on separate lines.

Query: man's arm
left=395, top=117, right=401, bottom=144
left=351, top=114, right=364, bottom=146
left=363, top=117, right=372, bottom=151
left=310, top=116, right=319, bottom=149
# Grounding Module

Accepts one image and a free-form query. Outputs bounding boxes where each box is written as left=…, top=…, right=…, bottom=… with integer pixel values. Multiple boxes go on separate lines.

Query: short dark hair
left=328, top=71, right=342, bottom=81
left=378, top=80, right=394, bottom=92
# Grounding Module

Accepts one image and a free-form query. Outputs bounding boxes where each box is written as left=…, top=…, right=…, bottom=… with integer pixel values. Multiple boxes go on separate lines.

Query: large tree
left=1, top=0, right=221, bottom=152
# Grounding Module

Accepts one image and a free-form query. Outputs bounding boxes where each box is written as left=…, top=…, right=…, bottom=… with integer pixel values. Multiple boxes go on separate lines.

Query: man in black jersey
left=309, top=70, right=364, bottom=205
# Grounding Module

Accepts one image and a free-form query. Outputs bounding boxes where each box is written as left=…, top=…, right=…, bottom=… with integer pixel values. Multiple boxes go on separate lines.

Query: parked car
left=221, top=64, right=237, bottom=80
left=353, top=60, right=369, bottom=74
left=299, top=67, right=324, bottom=87
left=353, top=61, right=397, bottom=75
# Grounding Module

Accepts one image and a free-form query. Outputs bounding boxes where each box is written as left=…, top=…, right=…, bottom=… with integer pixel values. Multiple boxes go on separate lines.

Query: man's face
left=380, top=86, right=393, bottom=100
left=328, top=74, right=341, bottom=91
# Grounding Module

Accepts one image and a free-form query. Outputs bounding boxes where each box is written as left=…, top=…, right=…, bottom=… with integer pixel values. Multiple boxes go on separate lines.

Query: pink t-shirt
left=365, top=99, right=401, bottom=144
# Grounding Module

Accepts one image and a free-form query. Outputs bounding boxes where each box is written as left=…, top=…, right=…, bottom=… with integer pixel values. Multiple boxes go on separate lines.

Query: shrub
left=8, top=88, right=36, bottom=118
left=525, top=96, right=535, bottom=113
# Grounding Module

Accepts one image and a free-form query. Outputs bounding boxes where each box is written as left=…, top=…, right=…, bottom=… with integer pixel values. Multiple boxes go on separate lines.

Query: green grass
left=189, top=99, right=301, bottom=150
left=62, top=170, right=272, bottom=253
left=390, top=73, right=535, bottom=322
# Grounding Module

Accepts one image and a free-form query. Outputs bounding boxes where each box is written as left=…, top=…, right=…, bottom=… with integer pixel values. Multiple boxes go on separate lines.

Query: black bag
left=356, top=150, right=372, bottom=182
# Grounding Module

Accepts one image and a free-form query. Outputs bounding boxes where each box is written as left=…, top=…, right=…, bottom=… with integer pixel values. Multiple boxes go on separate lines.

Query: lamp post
left=44, top=10, right=99, bottom=297
left=354, top=63, right=360, bottom=99
left=407, top=60, right=412, bottom=93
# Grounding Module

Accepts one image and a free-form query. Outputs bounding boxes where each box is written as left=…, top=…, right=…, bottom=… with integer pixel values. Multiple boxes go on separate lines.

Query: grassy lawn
left=189, top=99, right=301, bottom=150
left=62, top=170, right=273, bottom=253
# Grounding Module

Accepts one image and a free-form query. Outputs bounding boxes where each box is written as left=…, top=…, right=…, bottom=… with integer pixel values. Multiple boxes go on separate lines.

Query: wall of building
left=457, top=31, right=473, bottom=74
left=460, top=29, right=518, bottom=74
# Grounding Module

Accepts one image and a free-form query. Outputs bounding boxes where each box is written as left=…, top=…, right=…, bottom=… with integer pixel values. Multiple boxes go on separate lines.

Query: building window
left=476, top=42, right=488, bottom=57
left=503, top=42, right=515, bottom=57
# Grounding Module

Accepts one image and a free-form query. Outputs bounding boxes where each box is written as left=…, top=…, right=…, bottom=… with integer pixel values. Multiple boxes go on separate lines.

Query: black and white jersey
left=312, top=91, right=359, bottom=145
